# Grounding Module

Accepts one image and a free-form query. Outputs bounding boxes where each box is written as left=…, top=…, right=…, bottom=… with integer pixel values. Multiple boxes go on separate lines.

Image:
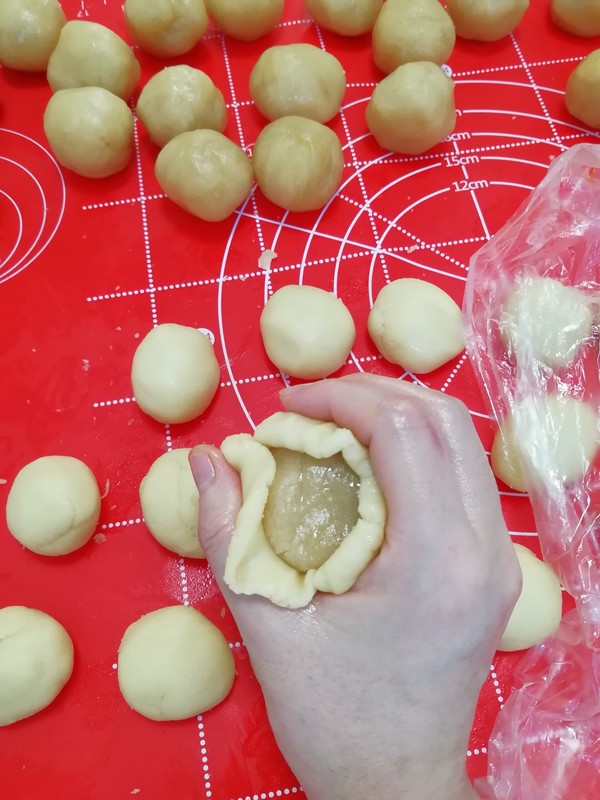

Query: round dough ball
left=304, top=0, right=382, bottom=36
left=0, top=606, right=74, bottom=726
left=137, top=66, right=227, bottom=148
left=446, top=0, right=529, bottom=42
left=368, top=278, right=465, bottom=373
left=44, top=87, right=134, bottom=178
left=118, top=605, right=235, bottom=720
left=366, top=61, right=455, bottom=154
left=124, top=0, right=209, bottom=58
left=0, top=0, right=66, bottom=72
left=491, top=419, right=527, bottom=493
left=500, top=277, right=592, bottom=367
left=156, top=130, right=253, bottom=221
left=5, top=456, right=101, bottom=556
left=250, top=44, right=346, bottom=124
left=139, top=448, right=204, bottom=559
left=566, top=50, right=600, bottom=128
left=253, top=116, right=344, bottom=212
left=131, top=323, right=220, bottom=424
left=204, top=0, right=283, bottom=41
left=260, top=285, right=356, bottom=379
left=499, top=545, right=562, bottom=652
left=372, top=0, right=455, bottom=74
left=552, top=0, right=600, bottom=38
left=46, top=20, right=141, bottom=101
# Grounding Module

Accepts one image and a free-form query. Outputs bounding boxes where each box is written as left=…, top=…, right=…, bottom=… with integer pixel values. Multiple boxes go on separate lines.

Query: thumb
left=189, top=445, right=241, bottom=586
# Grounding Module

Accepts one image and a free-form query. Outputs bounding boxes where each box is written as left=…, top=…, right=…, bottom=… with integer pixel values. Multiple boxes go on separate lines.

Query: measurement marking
left=454, top=54, right=581, bottom=78
left=445, top=132, right=472, bottom=142
left=440, top=353, right=469, bottom=393
left=490, top=181, right=535, bottom=192
left=480, top=155, right=549, bottom=170
left=451, top=140, right=491, bottom=240
left=510, top=35, right=562, bottom=145
left=94, top=397, right=135, bottom=408
left=100, top=518, right=143, bottom=531
left=452, top=179, right=490, bottom=192
left=132, top=114, right=158, bottom=327
left=444, top=154, right=480, bottom=167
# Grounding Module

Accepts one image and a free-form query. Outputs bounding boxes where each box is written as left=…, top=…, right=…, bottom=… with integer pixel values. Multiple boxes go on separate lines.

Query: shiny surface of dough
left=44, top=87, right=134, bottom=178
left=204, top=0, right=283, bottom=40
left=253, top=116, right=344, bottom=212
left=136, top=65, right=227, bottom=147
left=0, top=0, right=66, bottom=71
left=250, top=43, right=346, bottom=123
left=46, top=20, right=141, bottom=101
left=372, top=0, right=455, bottom=74
left=566, top=49, right=600, bottom=128
left=263, top=448, right=360, bottom=573
left=366, top=61, right=455, bottom=154
left=446, top=0, right=529, bottom=42
left=305, top=0, right=382, bottom=35
left=491, top=420, right=527, bottom=493
left=123, top=0, right=209, bottom=57
left=0, top=606, right=74, bottom=726
left=552, top=0, right=600, bottom=37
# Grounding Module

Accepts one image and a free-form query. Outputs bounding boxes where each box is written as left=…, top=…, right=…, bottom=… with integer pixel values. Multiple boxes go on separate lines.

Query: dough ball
left=118, top=605, right=235, bottom=721
left=372, top=0, right=455, bottom=74
left=500, top=277, right=592, bottom=367
left=260, top=284, right=356, bottom=379
left=552, top=0, right=600, bottom=38
left=44, top=87, right=134, bottom=178
left=124, top=0, right=209, bottom=58
left=0, top=606, right=74, bottom=726
left=368, top=278, right=465, bottom=373
left=136, top=66, right=227, bottom=148
left=253, top=116, right=344, bottom=212
left=446, top=0, right=529, bottom=42
left=566, top=50, right=600, bottom=128
left=47, top=20, right=141, bottom=101
left=491, top=419, right=527, bottom=493
left=250, top=44, right=346, bottom=124
left=0, top=0, right=66, bottom=72
left=155, top=130, right=253, bottom=221
left=204, top=0, right=283, bottom=41
left=304, top=0, right=382, bottom=36
left=499, top=545, right=562, bottom=652
left=139, top=448, right=204, bottom=559
left=366, top=61, right=455, bottom=154
left=131, top=323, right=220, bottom=424
left=6, top=456, right=100, bottom=556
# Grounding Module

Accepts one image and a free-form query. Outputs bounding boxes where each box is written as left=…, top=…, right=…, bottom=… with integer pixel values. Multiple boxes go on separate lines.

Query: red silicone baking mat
left=0, top=2, right=596, bottom=798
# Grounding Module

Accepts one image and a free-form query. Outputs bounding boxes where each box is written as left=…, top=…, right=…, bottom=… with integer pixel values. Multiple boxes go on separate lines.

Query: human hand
left=190, top=374, right=521, bottom=800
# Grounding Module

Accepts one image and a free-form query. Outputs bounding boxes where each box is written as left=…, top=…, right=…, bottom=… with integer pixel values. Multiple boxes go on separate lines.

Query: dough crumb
left=258, top=250, right=278, bottom=271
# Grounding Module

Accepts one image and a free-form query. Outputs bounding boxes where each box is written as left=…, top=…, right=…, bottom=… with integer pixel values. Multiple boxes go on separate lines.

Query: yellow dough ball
left=123, top=0, right=209, bottom=58
left=250, top=44, right=346, bottom=123
left=253, top=116, right=344, bottom=212
left=304, top=0, right=382, bottom=36
left=446, top=0, right=529, bottom=42
left=491, top=419, right=527, bottom=493
left=44, top=87, right=134, bottom=178
left=155, top=130, right=253, bottom=221
left=566, top=50, right=600, bottom=128
left=0, top=0, right=66, bottom=72
left=552, top=0, right=600, bottom=38
left=137, top=66, right=227, bottom=148
left=47, top=20, right=141, bottom=101
left=372, top=0, right=455, bottom=74
left=204, top=0, right=284, bottom=41
left=366, top=61, right=456, bottom=154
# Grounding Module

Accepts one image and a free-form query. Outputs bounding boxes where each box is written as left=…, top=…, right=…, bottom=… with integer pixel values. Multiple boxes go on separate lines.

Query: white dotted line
left=228, top=641, right=243, bottom=649
left=278, top=18, right=312, bottom=29
left=220, top=373, right=279, bottom=388
left=178, top=558, right=190, bottom=606
left=234, top=789, right=300, bottom=800
left=466, top=747, right=488, bottom=757
left=440, top=353, right=469, bottom=393
left=357, top=355, right=382, bottom=364
left=347, top=81, right=377, bottom=89
left=100, top=518, right=143, bottom=531
left=511, top=36, right=562, bottom=145
left=93, top=397, right=135, bottom=408
left=132, top=115, right=158, bottom=327
left=86, top=287, right=152, bottom=302
left=81, top=193, right=166, bottom=211
left=490, top=665, right=505, bottom=707
left=197, top=718, right=213, bottom=798
left=455, top=54, right=581, bottom=78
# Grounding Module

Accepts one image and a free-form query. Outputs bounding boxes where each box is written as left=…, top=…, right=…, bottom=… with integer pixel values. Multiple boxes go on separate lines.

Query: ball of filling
left=552, top=0, right=600, bottom=38
left=372, top=0, right=455, bottom=74
left=368, top=278, right=465, bottom=373
left=155, top=129, right=253, bottom=221
left=446, top=0, right=529, bottom=42
left=123, top=0, right=209, bottom=58
left=305, top=0, right=382, bottom=36
left=566, top=50, right=600, bottom=128
left=366, top=61, right=455, bottom=154
left=5, top=455, right=101, bottom=556
left=499, top=545, right=563, bottom=652
left=139, top=448, right=204, bottom=559
left=136, top=66, right=227, bottom=148
left=131, top=323, right=220, bottom=424
left=260, top=284, right=356, bottom=379
left=253, top=116, right=344, bottom=212
left=491, top=419, right=527, bottom=493
left=118, top=606, right=235, bottom=721
left=0, top=606, right=74, bottom=726
left=250, top=43, right=346, bottom=123
left=500, top=276, right=592, bottom=367
left=204, top=0, right=284, bottom=41
left=44, top=87, right=134, bottom=178
left=47, top=20, right=140, bottom=101
left=0, top=0, right=66, bottom=72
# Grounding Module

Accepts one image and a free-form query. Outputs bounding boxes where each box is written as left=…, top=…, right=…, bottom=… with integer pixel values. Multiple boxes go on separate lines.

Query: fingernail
left=190, top=451, right=215, bottom=491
